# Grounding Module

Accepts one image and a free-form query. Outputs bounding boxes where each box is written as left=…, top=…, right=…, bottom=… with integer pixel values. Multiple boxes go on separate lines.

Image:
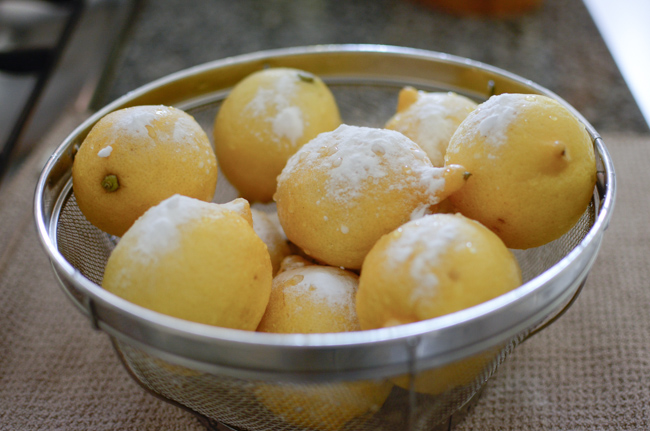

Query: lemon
left=102, top=194, right=272, bottom=330
left=356, top=213, right=521, bottom=330
left=274, top=124, right=470, bottom=269
left=250, top=208, right=292, bottom=275
left=213, top=67, right=341, bottom=203
left=385, top=87, right=477, bottom=166
left=255, top=380, right=392, bottom=431
left=72, top=105, right=218, bottom=237
left=391, top=347, right=498, bottom=396
left=257, top=257, right=361, bottom=333
left=445, top=93, right=597, bottom=249
left=255, top=256, right=391, bottom=430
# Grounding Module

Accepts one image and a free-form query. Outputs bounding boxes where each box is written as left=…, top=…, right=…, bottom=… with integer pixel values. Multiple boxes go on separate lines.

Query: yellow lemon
left=257, top=257, right=360, bottom=333
left=385, top=87, right=478, bottom=166
left=445, top=93, right=597, bottom=249
left=213, top=67, right=341, bottom=203
left=391, top=347, right=499, bottom=396
left=72, top=105, right=218, bottom=237
left=250, top=208, right=292, bottom=275
left=102, top=194, right=272, bottom=330
left=255, top=256, right=391, bottom=430
left=356, top=213, right=521, bottom=330
left=255, top=380, right=392, bottom=431
left=274, top=124, right=470, bottom=269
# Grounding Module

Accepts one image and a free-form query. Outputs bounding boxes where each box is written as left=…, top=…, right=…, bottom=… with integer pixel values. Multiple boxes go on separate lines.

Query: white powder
left=279, top=125, right=446, bottom=205
left=107, top=105, right=203, bottom=152
left=245, top=73, right=304, bottom=145
left=470, top=94, right=524, bottom=147
left=272, top=106, right=304, bottom=144
left=111, top=106, right=159, bottom=138
left=97, top=146, right=112, bottom=158
left=389, top=216, right=464, bottom=302
left=125, top=195, right=224, bottom=263
left=280, top=266, right=358, bottom=317
left=410, top=92, right=477, bottom=166
left=173, top=115, right=200, bottom=145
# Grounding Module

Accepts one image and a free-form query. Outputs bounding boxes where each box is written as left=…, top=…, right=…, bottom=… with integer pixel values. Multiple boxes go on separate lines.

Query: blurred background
left=1, top=0, right=648, bottom=184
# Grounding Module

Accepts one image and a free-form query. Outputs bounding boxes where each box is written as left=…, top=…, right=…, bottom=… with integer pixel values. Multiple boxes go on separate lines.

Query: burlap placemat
left=1, top=115, right=648, bottom=430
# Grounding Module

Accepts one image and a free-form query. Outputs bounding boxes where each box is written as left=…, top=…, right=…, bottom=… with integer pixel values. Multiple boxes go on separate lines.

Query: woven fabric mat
left=1, top=113, right=648, bottom=430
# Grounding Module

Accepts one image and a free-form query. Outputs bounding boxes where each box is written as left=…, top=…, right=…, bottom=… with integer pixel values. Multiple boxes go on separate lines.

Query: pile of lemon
left=72, top=68, right=597, bottom=430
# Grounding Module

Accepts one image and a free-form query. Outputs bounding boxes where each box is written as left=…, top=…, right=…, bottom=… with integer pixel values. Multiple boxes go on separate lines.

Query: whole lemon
left=385, top=87, right=477, bottom=166
left=356, top=213, right=521, bottom=330
left=72, top=105, right=218, bottom=237
left=102, top=195, right=272, bottom=330
left=445, top=93, right=597, bottom=249
left=254, top=380, right=392, bottom=431
left=274, top=124, right=470, bottom=269
left=255, top=256, right=391, bottom=430
left=257, top=257, right=361, bottom=333
left=213, top=67, right=341, bottom=203
left=391, top=347, right=499, bottom=396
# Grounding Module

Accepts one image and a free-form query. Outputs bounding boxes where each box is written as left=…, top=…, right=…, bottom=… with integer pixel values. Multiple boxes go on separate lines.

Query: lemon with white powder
left=72, top=105, right=218, bottom=237
left=385, top=87, right=477, bottom=166
left=257, top=256, right=360, bottom=333
left=255, top=256, right=392, bottom=430
left=213, top=67, right=341, bottom=203
left=274, top=124, right=470, bottom=269
left=445, top=93, right=597, bottom=249
left=356, top=213, right=521, bottom=330
left=102, top=194, right=272, bottom=330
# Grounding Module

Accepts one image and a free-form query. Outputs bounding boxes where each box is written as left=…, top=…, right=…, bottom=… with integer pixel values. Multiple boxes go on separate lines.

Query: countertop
left=1, top=0, right=649, bottom=430
left=100, top=0, right=648, bottom=135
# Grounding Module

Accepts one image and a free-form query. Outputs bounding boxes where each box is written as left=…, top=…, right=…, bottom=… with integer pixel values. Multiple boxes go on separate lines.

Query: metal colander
left=34, top=45, right=615, bottom=431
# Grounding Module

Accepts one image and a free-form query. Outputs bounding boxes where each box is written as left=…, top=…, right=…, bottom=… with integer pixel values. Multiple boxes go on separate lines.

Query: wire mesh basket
left=34, top=45, right=615, bottom=431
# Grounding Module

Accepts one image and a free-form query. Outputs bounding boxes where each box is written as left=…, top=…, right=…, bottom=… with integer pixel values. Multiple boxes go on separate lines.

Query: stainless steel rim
left=34, top=44, right=616, bottom=382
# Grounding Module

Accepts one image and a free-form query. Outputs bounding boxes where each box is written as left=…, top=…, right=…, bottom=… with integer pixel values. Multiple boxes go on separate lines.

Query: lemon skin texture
left=445, top=93, right=597, bottom=249
left=275, top=124, right=469, bottom=270
left=257, top=259, right=361, bottom=334
left=254, top=258, right=391, bottom=430
left=391, top=347, right=500, bottom=396
left=254, top=380, right=392, bottom=431
left=102, top=195, right=272, bottom=330
left=213, top=67, right=341, bottom=203
left=356, top=213, right=522, bottom=330
left=386, top=87, right=477, bottom=166
left=72, top=105, right=218, bottom=237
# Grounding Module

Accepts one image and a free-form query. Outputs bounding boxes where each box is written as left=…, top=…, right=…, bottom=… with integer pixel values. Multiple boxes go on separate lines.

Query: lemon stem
left=102, top=174, right=119, bottom=192
left=297, top=73, right=315, bottom=83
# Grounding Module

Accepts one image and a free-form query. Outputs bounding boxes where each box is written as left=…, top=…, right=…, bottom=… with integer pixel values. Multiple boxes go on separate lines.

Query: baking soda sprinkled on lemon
left=356, top=213, right=521, bottom=330
left=275, top=124, right=469, bottom=269
left=250, top=208, right=291, bottom=275
left=213, top=67, right=341, bottom=203
left=254, top=255, right=390, bottom=430
left=385, top=87, right=477, bottom=166
left=446, top=93, right=597, bottom=249
left=72, top=105, right=218, bottom=237
left=257, top=258, right=360, bottom=333
left=102, top=194, right=272, bottom=330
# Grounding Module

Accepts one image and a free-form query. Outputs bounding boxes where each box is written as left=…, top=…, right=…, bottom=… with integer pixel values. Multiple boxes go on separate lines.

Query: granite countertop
left=101, top=0, right=648, bottom=135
